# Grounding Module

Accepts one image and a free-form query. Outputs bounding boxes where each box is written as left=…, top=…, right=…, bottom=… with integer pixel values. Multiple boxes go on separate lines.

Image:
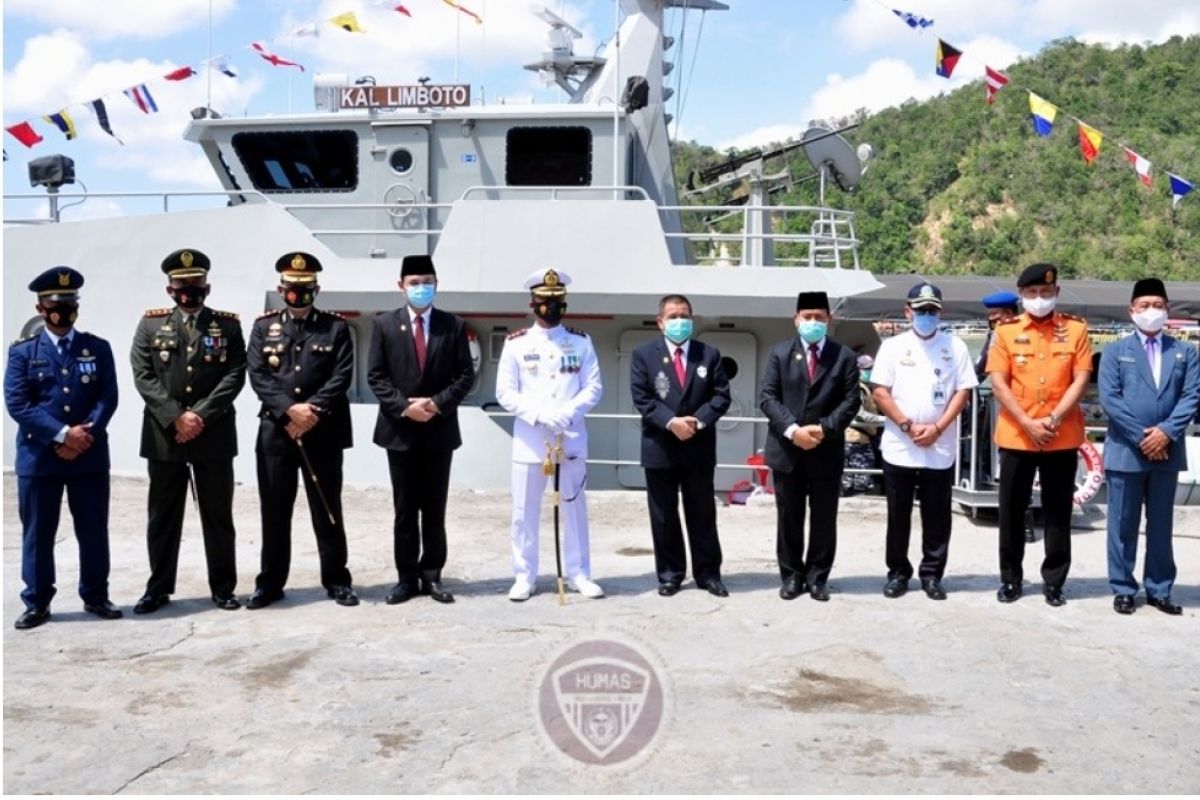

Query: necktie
left=58, top=336, right=70, bottom=359
left=673, top=346, right=686, bottom=387
left=808, top=343, right=819, bottom=380
left=185, top=315, right=195, bottom=334
left=1145, top=335, right=1157, bottom=387
left=414, top=314, right=427, bottom=371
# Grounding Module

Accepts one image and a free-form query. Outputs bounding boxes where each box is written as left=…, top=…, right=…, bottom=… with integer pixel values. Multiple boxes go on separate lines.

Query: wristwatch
left=899, top=420, right=913, bottom=434
left=696, top=420, right=706, bottom=431
left=1049, top=412, right=1061, bottom=427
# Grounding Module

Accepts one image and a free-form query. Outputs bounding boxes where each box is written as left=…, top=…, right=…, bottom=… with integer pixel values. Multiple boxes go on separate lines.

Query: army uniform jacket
left=247, top=307, right=354, bottom=456
left=496, top=323, right=602, bottom=464
left=131, top=306, right=247, bottom=462
left=985, top=311, right=1092, bottom=451
left=5, top=330, right=118, bottom=477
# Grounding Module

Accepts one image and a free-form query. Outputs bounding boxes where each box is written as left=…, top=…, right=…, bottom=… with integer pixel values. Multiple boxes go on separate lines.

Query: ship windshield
left=505, top=126, right=592, bottom=186
left=232, top=130, right=358, bottom=193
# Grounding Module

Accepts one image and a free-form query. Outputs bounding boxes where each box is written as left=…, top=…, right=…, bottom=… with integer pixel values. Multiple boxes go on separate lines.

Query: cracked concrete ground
left=4, top=474, right=1199, bottom=793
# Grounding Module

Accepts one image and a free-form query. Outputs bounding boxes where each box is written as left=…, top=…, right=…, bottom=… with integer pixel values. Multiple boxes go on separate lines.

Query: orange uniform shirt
left=985, top=311, right=1092, bottom=451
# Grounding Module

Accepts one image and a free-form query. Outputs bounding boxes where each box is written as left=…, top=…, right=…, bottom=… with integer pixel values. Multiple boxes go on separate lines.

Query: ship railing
left=459, top=185, right=652, bottom=201
left=2, top=189, right=272, bottom=224
left=659, top=203, right=862, bottom=269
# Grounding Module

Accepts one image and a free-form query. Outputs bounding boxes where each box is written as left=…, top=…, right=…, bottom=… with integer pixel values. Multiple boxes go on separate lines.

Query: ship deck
left=4, top=474, right=1198, bottom=793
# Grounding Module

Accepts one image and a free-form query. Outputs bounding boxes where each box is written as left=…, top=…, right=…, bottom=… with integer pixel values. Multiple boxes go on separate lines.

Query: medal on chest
left=654, top=370, right=670, bottom=399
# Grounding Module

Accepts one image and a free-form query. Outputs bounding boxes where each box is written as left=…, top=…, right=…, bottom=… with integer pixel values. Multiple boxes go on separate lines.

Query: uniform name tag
left=1117, top=355, right=1136, bottom=363
left=933, top=386, right=947, bottom=404
left=523, top=353, right=540, bottom=361
left=29, top=359, right=49, bottom=366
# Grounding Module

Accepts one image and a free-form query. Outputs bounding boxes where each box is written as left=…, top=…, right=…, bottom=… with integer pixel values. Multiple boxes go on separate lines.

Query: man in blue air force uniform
left=4, top=267, right=121, bottom=629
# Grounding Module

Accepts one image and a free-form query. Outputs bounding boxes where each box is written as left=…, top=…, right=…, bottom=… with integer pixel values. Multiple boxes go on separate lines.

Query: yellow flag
left=1078, top=122, right=1103, bottom=165
left=329, top=11, right=366, bottom=33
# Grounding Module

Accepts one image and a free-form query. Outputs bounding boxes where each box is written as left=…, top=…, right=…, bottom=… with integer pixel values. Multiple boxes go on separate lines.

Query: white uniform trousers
left=510, top=457, right=591, bottom=583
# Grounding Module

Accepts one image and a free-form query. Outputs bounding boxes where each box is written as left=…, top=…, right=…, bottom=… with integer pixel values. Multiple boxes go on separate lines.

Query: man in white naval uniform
left=496, top=268, right=604, bottom=601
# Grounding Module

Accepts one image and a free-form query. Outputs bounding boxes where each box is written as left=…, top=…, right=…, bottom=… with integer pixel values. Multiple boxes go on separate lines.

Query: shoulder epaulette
left=256, top=309, right=283, bottom=321
left=11, top=334, right=36, bottom=346
left=213, top=310, right=240, bottom=321
left=143, top=307, right=173, bottom=318
left=324, top=310, right=347, bottom=320
left=507, top=328, right=529, bottom=340
left=566, top=326, right=590, bottom=338
left=1057, top=312, right=1085, bottom=323
left=997, top=317, right=1022, bottom=327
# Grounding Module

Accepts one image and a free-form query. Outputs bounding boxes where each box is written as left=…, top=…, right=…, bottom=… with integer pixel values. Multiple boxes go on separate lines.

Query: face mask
left=1022, top=295, right=1056, bottom=318
left=533, top=299, right=566, bottom=326
left=797, top=320, right=827, bottom=344
left=43, top=303, right=78, bottom=328
left=283, top=286, right=316, bottom=310
left=663, top=318, right=693, bottom=345
left=171, top=285, right=208, bottom=310
left=404, top=283, right=436, bottom=309
left=1132, top=307, right=1167, bottom=333
left=911, top=312, right=940, bottom=338
left=860, top=370, right=872, bottom=382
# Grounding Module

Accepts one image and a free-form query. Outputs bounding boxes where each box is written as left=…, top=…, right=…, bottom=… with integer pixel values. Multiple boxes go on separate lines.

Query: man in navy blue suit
left=1099, top=278, right=1200, bottom=616
left=4, top=267, right=121, bottom=629
left=630, top=294, right=732, bottom=597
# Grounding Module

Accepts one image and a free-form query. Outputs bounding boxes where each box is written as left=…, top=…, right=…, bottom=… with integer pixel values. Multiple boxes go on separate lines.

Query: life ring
left=465, top=326, right=483, bottom=396
left=1029, top=441, right=1104, bottom=507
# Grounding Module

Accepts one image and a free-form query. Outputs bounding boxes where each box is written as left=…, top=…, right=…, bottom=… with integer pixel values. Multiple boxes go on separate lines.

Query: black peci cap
left=1131, top=278, right=1168, bottom=302
left=795, top=291, right=830, bottom=312
left=401, top=254, right=436, bottom=278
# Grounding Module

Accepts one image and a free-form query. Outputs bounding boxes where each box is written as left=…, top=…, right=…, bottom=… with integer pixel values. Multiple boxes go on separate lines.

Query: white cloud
left=5, top=0, right=235, bottom=41
left=835, top=0, right=1023, bottom=52
left=1076, top=10, right=1200, bottom=47
left=716, top=124, right=804, bottom=152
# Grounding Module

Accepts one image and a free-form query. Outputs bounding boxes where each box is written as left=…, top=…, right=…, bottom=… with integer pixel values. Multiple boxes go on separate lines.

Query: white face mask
left=1132, top=307, right=1167, bottom=333
left=1022, top=295, right=1056, bottom=317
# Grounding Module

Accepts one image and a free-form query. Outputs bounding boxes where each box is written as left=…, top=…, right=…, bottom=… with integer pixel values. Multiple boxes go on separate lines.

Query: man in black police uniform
left=245, top=252, right=358, bottom=608
left=5, top=268, right=122, bottom=629
left=130, top=248, right=247, bottom=613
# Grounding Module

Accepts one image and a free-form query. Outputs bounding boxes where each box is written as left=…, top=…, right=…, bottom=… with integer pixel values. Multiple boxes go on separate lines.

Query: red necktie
left=674, top=346, right=686, bottom=387
left=414, top=314, right=427, bottom=371
left=808, top=343, right=819, bottom=380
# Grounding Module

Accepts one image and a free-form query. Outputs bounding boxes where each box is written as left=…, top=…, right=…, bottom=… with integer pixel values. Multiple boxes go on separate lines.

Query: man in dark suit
left=5, top=267, right=121, bottom=629
left=245, top=252, right=358, bottom=609
left=759, top=291, right=861, bottom=601
left=1099, top=278, right=1200, bottom=615
left=130, top=249, right=247, bottom=613
left=628, top=293, right=729, bottom=594
left=368, top=254, right=474, bottom=605
left=630, top=294, right=731, bottom=597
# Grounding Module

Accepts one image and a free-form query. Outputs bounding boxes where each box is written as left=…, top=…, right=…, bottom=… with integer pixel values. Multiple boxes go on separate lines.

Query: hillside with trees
left=672, top=35, right=1200, bottom=280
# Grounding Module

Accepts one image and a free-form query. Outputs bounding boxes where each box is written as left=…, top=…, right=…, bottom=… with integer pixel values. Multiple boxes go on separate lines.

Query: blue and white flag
left=1168, top=173, right=1195, bottom=209
left=210, top=55, right=238, bottom=78
left=893, top=8, right=934, bottom=29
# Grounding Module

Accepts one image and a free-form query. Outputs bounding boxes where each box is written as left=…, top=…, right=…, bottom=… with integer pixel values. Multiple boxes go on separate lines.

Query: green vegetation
left=672, top=36, right=1200, bottom=279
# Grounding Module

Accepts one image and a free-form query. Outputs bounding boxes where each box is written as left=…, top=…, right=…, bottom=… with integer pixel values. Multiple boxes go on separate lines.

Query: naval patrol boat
left=3, top=0, right=883, bottom=490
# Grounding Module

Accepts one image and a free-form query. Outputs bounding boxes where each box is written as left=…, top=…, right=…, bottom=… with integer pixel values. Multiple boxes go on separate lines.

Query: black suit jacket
left=631, top=338, right=731, bottom=469
left=758, top=336, right=861, bottom=477
left=367, top=306, right=474, bottom=452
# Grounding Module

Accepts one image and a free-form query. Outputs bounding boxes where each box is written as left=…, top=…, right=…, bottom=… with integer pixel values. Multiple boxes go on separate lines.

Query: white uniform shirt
left=496, top=323, right=602, bottom=464
left=871, top=329, right=978, bottom=469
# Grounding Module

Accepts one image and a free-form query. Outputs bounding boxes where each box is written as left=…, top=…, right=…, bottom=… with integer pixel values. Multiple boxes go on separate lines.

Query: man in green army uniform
left=130, top=249, right=247, bottom=613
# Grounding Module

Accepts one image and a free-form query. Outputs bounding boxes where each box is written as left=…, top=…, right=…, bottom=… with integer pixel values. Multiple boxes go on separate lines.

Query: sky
left=3, top=0, right=1199, bottom=221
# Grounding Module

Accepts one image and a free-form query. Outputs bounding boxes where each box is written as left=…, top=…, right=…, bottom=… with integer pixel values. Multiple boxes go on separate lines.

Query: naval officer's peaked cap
left=29, top=266, right=84, bottom=300
left=161, top=248, right=211, bottom=280
left=276, top=251, right=323, bottom=284
left=525, top=268, right=572, bottom=297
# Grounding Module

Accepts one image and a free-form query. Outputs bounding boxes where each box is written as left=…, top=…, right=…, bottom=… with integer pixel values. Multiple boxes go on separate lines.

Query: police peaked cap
left=161, top=248, right=211, bottom=279
left=276, top=251, right=323, bottom=284
left=29, top=266, right=84, bottom=300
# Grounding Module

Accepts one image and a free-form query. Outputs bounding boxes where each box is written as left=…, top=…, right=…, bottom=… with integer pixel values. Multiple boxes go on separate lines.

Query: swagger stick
left=296, top=438, right=337, bottom=526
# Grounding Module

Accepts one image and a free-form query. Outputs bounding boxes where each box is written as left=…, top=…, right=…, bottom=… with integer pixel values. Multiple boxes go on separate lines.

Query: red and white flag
left=985, top=66, right=1009, bottom=104
left=1124, top=147, right=1153, bottom=187
left=250, top=41, right=306, bottom=71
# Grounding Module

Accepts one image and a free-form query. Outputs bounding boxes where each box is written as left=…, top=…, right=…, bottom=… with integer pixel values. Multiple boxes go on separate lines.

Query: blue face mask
left=912, top=312, right=940, bottom=338
left=797, top=320, right=827, bottom=344
left=405, top=283, right=436, bottom=309
left=663, top=317, right=693, bottom=345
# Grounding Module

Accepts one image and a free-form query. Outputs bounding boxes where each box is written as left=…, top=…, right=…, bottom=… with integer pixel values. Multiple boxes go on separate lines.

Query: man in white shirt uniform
left=496, top=268, right=604, bottom=602
left=870, top=282, right=977, bottom=600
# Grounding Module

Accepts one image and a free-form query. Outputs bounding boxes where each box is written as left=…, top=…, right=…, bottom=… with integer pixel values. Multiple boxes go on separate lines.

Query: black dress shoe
left=921, top=579, right=947, bottom=601
left=883, top=577, right=909, bottom=598
left=1147, top=596, right=1183, bottom=615
left=385, top=582, right=417, bottom=605
left=1024, top=527, right=1036, bottom=543
left=1113, top=594, right=1136, bottom=615
left=699, top=579, right=729, bottom=598
left=809, top=583, right=831, bottom=602
left=327, top=585, right=359, bottom=606
left=246, top=588, right=285, bottom=610
left=779, top=577, right=804, bottom=601
left=658, top=582, right=681, bottom=597
left=14, top=608, right=50, bottom=630
left=212, top=593, right=241, bottom=610
left=83, top=600, right=123, bottom=620
left=133, top=594, right=170, bottom=614
left=996, top=583, right=1022, bottom=603
left=1043, top=586, right=1066, bottom=607
left=422, top=581, right=455, bottom=604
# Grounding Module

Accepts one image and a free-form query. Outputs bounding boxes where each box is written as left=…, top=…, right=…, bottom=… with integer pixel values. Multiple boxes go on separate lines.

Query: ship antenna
left=206, top=0, right=214, bottom=114
left=612, top=0, right=621, bottom=196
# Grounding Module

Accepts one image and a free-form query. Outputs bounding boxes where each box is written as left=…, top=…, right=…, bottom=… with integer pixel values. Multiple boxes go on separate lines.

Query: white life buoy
left=465, top=326, right=482, bottom=396
left=1029, top=441, right=1104, bottom=507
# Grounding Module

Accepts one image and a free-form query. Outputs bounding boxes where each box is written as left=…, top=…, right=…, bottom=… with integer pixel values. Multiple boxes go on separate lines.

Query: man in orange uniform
left=986, top=263, right=1092, bottom=607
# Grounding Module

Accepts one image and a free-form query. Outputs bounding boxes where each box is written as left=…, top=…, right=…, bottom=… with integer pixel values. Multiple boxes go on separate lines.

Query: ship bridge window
left=232, top=130, right=358, bottom=193
left=505, top=126, right=592, bottom=186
